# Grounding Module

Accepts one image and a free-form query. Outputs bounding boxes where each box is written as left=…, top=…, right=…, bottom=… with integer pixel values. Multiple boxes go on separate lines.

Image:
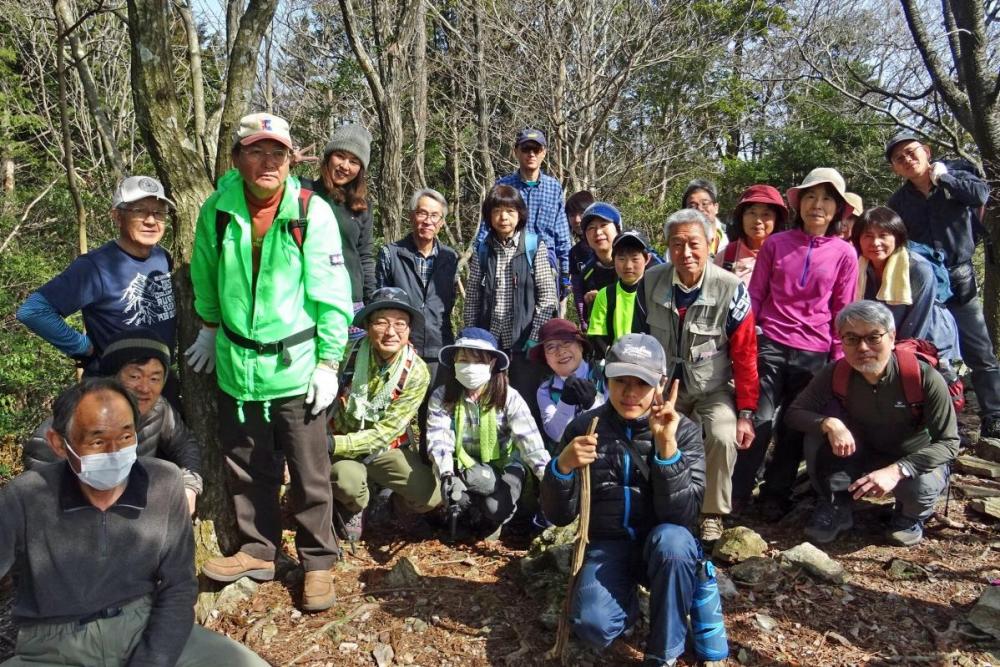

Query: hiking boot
left=700, top=514, right=725, bottom=543
left=202, top=551, right=275, bottom=583
left=804, top=498, right=853, bottom=544
left=886, top=514, right=924, bottom=547
left=333, top=501, right=364, bottom=544
left=366, top=488, right=395, bottom=528
left=980, top=416, right=1000, bottom=440
left=302, top=569, right=336, bottom=612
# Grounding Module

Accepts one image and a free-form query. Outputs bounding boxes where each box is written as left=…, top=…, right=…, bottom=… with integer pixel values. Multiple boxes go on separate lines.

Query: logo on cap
left=137, top=177, right=159, bottom=193
left=623, top=344, right=652, bottom=359
left=262, top=118, right=272, bottom=131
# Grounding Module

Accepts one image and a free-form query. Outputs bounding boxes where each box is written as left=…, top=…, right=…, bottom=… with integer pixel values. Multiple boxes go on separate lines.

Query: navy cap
left=353, top=286, right=424, bottom=329
left=581, top=202, right=622, bottom=231
left=439, top=327, right=510, bottom=371
left=515, top=128, right=547, bottom=148
left=885, top=131, right=921, bottom=161
left=612, top=229, right=651, bottom=254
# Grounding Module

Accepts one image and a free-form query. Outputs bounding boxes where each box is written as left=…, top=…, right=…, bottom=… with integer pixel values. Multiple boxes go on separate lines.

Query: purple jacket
left=749, top=229, right=858, bottom=358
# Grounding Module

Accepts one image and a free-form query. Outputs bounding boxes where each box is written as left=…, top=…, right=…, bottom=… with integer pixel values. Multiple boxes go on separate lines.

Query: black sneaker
left=886, top=514, right=924, bottom=547
left=804, top=497, right=853, bottom=544
left=981, top=416, right=1000, bottom=440
left=333, top=501, right=364, bottom=544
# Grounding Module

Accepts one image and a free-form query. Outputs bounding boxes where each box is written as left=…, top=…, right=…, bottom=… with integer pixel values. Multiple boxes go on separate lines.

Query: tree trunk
left=409, top=0, right=428, bottom=188
left=127, top=0, right=278, bottom=557
left=472, top=2, right=494, bottom=201
left=53, top=4, right=87, bottom=256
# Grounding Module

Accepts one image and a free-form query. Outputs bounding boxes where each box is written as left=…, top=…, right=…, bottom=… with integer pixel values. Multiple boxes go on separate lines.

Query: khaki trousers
left=2, top=596, right=267, bottom=667
left=331, top=447, right=441, bottom=514
left=676, top=386, right=738, bottom=516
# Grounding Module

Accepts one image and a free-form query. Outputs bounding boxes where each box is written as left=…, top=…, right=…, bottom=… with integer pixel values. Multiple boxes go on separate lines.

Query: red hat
left=529, top=318, right=591, bottom=363
left=731, top=184, right=788, bottom=229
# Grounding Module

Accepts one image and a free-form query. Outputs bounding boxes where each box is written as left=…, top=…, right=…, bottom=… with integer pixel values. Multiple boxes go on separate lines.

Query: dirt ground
left=1, top=430, right=999, bottom=666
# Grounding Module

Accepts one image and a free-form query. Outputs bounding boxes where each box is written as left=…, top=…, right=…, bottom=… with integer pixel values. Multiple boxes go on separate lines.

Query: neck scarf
left=345, top=338, right=410, bottom=428
left=453, top=398, right=499, bottom=469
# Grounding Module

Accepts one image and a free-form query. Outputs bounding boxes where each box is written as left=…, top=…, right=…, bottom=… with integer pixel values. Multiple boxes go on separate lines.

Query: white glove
left=930, top=161, right=948, bottom=185
left=184, top=327, right=217, bottom=373
left=306, top=364, right=339, bottom=416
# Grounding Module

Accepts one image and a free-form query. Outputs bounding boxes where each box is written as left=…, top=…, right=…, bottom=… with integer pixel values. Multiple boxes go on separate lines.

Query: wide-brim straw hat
left=786, top=168, right=850, bottom=220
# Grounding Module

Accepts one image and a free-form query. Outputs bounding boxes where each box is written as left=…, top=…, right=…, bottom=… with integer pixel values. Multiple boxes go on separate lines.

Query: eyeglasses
left=687, top=199, right=716, bottom=211
left=891, top=146, right=923, bottom=165
left=543, top=340, right=577, bottom=354
left=243, top=147, right=291, bottom=163
left=841, top=331, right=890, bottom=347
left=370, top=319, right=410, bottom=334
left=518, top=144, right=544, bottom=155
left=120, top=207, right=168, bottom=222
left=413, top=209, right=443, bottom=223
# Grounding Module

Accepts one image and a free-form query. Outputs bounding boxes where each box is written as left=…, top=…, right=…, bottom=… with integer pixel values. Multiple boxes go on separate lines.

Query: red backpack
left=831, top=339, right=965, bottom=423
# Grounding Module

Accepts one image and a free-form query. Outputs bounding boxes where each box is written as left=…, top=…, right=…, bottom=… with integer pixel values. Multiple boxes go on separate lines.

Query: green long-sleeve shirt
left=329, top=341, right=429, bottom=459
left=785, top=355, right=959, bottom=476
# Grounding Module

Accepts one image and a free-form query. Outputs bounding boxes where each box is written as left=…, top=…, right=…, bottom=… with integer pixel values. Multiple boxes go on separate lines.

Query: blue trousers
left=570, top=524, right=698, bottom=663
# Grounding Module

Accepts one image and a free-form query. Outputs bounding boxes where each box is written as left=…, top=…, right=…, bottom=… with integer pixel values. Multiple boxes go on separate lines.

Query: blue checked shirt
left=475, top=171, right=572, bottom=276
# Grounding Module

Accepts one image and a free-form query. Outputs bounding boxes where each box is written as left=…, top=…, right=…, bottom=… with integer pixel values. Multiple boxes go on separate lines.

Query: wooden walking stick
left=546, top=416, right=600, bottom=664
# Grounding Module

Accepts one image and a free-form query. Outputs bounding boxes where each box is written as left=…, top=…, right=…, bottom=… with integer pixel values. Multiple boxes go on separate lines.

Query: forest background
left=0, top=0, right=998, bottom=488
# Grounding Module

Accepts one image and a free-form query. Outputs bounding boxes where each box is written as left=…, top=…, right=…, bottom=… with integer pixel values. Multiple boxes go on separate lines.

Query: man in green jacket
left=187, top=112, right=353, bottom=612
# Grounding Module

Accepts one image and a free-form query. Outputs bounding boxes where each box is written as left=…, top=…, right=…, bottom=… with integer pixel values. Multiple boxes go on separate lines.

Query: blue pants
left=571, top=524, right=698, bottom=663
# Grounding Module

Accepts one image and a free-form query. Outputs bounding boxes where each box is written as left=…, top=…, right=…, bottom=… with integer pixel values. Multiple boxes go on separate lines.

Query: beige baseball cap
left=234, top=113, right=293, bottom=149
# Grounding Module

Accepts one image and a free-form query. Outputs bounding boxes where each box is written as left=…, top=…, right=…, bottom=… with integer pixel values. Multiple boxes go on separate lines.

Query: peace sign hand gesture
left=650, top=378, right=681, bottom=460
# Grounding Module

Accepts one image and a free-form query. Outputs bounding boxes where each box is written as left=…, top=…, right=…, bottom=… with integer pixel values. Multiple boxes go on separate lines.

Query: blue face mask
left=65, top=441, right=138, bottom=491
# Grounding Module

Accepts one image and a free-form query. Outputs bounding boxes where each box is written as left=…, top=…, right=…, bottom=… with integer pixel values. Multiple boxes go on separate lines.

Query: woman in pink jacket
left=732, top=168, right=859, bottom=518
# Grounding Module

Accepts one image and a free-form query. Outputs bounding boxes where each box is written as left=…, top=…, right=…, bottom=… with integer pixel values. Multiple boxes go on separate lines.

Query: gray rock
left=886, top=558, right=927, bottom=581
left=385, top=556, right=423, bottom=587
left=214, top=577, right=259, bottom=615
left=547, top=543, right=573, bottom=575
left=716, top=571, right=738, bottom=599
left=977, top=438, right=1000, bottom=464
left=712, top=527, right=768, bottom=563
left=373, top=643, right=394, bottom=667
left=968, top=586, right=1000, bottom=640
left=780, top=542, right=845, bottom=584
left=260, top=622, right=278, bottom=644
left=729, top=556, right=781, bottom=587
left=755, top=612, right=778, bottom=632
left=412, top=618, right=429, bottom=633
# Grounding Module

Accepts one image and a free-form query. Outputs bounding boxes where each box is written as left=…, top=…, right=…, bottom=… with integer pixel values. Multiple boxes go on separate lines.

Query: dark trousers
left=732, top=335, right=827, bottom=503
left=217, top=390, right=339, bottom=570
left=807, top=432, right=949, bottom=521
left=946, top=263, right=1000, bottom=419
left=571, top=524, right=698, bottom=663
left=507, top=348, right=546, bottom=423
left=455, top=462, right=526, bottom=535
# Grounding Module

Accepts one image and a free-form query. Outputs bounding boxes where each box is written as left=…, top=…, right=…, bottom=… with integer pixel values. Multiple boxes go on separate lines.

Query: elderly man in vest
left=786, top=300, right=958, bottom=547
left=644, top=208, right=759, bottom=542
left=328, top=287, right=441, bottom=544
left=0, top=379, right=266, bottom=667
left=187, top=112, right=353, bottom=612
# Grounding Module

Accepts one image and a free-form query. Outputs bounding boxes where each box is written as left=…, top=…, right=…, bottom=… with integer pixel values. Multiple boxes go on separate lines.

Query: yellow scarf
left=857, top=250, right=912, bottom=306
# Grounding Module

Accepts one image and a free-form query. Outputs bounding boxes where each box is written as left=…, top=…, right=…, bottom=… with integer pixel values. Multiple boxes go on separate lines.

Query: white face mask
left=65, top=441, right=138, bottom=491
left=454, top=361, right=493, bottom=390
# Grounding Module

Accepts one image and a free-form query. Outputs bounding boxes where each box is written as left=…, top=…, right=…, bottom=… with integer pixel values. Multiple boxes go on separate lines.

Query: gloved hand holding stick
left=546, top=415, right=599, bottom=663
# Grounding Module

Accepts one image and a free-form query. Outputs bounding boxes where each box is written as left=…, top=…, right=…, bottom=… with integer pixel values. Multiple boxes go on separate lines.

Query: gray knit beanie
left=323, top=123, right=373, bottom=171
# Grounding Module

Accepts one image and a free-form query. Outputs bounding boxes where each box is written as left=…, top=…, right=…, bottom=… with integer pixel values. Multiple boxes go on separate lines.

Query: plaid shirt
left=463, top=232, right=557, bottom=348
left=377, top=238, right=437, bottom=288
left=426, top=385, right=550, bottom=479
left=475, top=171, right=571, bottom=276
left=329, top=341, right=430, bottom=459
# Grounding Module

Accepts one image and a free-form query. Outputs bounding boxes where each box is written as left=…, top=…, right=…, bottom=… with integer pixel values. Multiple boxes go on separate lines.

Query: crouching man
left=787, top=300, right=958, bottom=546
left=541, top=334, right=706, bottom=666
left=329, top=287, right=442, bottom=543
left=0, top=379, right=266, bottom=667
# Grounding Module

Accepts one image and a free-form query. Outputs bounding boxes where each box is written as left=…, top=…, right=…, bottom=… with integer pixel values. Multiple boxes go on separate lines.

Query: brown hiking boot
left=302, top=570, right=336, bottom=612
left=202, top=551, right=275, bottom=583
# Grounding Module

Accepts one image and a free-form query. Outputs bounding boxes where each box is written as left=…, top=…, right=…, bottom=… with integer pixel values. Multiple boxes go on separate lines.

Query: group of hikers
left=1, top=112, right=994, bottom=666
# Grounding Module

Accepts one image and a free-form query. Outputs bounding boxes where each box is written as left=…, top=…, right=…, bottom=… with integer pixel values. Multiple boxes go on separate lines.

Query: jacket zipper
left=622, top=426, right=636, bottom=540
left=799, top=236, right=818, bottom=287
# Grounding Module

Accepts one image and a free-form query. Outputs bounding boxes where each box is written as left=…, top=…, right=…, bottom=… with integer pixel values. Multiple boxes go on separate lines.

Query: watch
left=738, top=409, right=755, bottom=421
left=896, top=462, right=912, bottom=478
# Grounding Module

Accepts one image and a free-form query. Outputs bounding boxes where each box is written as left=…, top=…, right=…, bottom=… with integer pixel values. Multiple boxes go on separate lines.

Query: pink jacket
left=749, top=229, right=858, bottom=358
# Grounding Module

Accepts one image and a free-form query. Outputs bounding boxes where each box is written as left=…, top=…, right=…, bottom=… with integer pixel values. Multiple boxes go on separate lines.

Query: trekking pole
left=546, top=416, right=599, bottom=664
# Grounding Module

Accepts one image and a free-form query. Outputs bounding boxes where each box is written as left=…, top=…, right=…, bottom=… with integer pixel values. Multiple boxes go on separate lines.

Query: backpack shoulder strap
left=894, top=348, right=925, bottom=423
left=722, top=242, right=739, bottom=271
left=215, top=208, right=231, bottom=258
left=288, top=188, right=313, bottom=250
left=831, top=359, right=852, bottom=407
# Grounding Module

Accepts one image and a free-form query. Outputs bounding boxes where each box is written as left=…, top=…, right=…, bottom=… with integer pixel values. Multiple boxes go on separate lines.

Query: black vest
left=382, top=236, right=458, bottom=359
left=476, top=232, right=538, bottom=350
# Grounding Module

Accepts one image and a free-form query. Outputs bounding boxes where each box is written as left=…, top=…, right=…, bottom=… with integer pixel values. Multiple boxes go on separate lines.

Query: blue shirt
left=37, top=240, right=177, bottom=357
left=475, top=171, right=572, bottom=276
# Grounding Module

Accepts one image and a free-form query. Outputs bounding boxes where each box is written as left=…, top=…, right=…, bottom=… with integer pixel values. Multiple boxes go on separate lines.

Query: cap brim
left=239, top=133, right=294, bottom=149
left=439, top=341, right=509, bottom=371
left=604, top=362, right=661, bottom=387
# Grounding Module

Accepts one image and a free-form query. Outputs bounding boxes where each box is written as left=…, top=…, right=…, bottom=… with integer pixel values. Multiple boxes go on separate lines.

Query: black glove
left=561, top=376, right=597, bottom=407
left=441, top=473, right=467, bottom=504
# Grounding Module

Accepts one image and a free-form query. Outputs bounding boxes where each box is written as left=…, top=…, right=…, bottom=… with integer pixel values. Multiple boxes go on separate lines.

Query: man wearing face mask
left=0, top=379, right=267, bottom=666
left=327, top=288, right=442, bottom=544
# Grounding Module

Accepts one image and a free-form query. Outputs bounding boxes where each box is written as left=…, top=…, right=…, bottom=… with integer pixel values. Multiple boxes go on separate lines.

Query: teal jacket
left=191, top=170, right=353, bottom=401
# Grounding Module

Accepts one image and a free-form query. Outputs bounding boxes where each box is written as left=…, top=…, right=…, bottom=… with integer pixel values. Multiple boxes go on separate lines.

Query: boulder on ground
left=385, top=556, right=423, bottom=587
left=729, top=556, right=781, bottom=588
left=780, top=542, right=845, bottom=584
left=712, top=526, right=768, bottom=564
left=968, top=585, right=1000, bottom=640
